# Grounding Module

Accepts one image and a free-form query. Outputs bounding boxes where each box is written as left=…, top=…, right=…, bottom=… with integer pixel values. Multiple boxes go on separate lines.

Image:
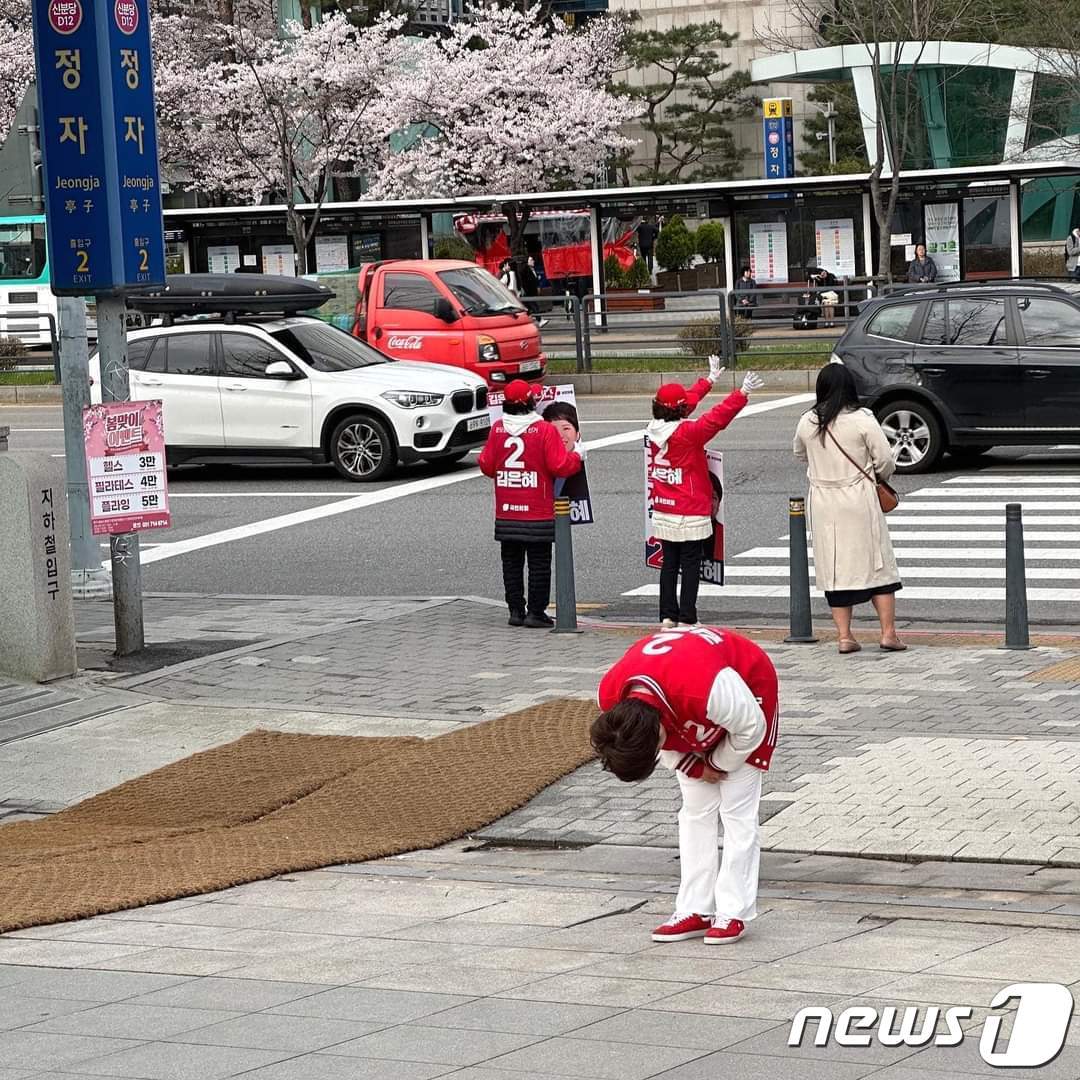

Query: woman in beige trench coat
left=793, top=365, right=906, bottom=654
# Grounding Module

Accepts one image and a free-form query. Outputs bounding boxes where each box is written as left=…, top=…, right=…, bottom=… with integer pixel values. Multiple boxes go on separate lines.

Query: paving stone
left=419, top=998, right=619, bottom=1036
left=483, top=1036, right=704, bottom=1079
left=164, top=1012, right=385, bottom=1052
left=24, top=1003, right=242, bottom=1040
left=70, top=1039, right=291, bottom=1079
left=265, top=987, right=474, bottom=1023
left=326, top=1023, right=541, bottom=1066
left=571, top=1009, right=778, bottom=1050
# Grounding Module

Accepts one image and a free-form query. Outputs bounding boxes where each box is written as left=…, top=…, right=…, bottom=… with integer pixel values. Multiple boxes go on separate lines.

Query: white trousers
left=674, top=764, right=762, bottom=922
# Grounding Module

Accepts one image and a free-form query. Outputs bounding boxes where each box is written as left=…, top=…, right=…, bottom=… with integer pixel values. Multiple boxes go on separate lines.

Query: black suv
left=832, top=281, right=1080, bottom=473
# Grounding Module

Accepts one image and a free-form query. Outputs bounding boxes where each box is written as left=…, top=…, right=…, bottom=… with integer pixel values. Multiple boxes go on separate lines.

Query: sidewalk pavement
left=3, top=594, right=1080, bottom=1078
left=3, top=594, right=1080, bottom=867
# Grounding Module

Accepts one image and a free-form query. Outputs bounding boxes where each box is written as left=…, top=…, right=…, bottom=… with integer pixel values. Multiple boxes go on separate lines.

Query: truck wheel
left=876, top=399, right=944, bottom=474
left=330, top=414, right=395, bottom=482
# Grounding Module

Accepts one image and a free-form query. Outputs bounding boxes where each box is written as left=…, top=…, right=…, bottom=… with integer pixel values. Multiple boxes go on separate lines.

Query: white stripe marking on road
left=896, top=501, right=1080, bottom=510
left=134, top=390, right=817, bottom=566
left=735, top=546, right=1080, bottom=561
left=622, top=583, right=1080, bottom=601
left=910, top=488, right=1080, bottom=497
left=885, top=530, right=1079, bottom=541
left=724, top=565, right=1080, bottom=580
left=943, top=476, right=1080, bottom=484
left=880, top=515, right=1080, bottom=525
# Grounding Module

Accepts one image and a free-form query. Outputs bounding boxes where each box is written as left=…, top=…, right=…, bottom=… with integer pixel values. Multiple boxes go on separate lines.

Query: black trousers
left=659, top=539, right=705, bottom=624
left=501, top=540, right=552, bottom=615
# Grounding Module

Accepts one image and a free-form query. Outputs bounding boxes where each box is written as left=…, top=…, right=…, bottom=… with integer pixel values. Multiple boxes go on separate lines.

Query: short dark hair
left=740, top=266, right=752, bottom=275
left=503, top=398, right=533, bottom=415
left=590, top=698, right=662, bottom=782
left=543, top=401, right=579, bottom=431
left=652, top=401, right=688, bottom=422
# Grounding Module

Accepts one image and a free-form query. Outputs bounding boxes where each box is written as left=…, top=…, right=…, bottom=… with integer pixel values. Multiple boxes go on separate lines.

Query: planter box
left=605, top=289, right=666, bottom=312
left=695, top=264, right=725, bottom=290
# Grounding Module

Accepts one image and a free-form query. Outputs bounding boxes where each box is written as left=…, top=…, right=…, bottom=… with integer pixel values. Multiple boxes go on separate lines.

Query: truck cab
left=353, top=259, right=545, bottom=387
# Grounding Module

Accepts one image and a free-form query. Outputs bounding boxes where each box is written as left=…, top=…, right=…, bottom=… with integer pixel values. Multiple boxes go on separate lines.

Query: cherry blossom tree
left=0, top=0, right=33, bottom=147
left=370, top=6, right=639, bottom=255
left=154, top=11, right=410, bottom=273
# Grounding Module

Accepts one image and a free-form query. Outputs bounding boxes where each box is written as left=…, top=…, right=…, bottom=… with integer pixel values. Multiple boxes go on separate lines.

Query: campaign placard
left=644, top=435, right=724, bottom=585
left=83, top=400, right=171, bottom=535
left=488, top=384, right=594, bottom=525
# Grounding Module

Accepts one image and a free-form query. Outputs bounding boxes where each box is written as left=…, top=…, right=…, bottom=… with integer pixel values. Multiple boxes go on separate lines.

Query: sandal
left=879, top=640, right=908, bottom=652
left=838, top=638, right=862, bottom=654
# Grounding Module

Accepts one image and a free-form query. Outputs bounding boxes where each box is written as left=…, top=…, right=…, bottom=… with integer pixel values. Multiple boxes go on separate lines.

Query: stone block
left=0, top=453, right=76, bottom=682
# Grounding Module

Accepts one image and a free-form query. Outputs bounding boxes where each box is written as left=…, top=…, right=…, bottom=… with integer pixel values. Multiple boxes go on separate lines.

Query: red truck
left=352, top=259, right=546, bottom=387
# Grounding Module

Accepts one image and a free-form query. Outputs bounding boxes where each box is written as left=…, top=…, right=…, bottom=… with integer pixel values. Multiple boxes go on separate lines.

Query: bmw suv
left=831, top=281, right=1080, bottom=473
left=91, top=316, right=490, bottom=481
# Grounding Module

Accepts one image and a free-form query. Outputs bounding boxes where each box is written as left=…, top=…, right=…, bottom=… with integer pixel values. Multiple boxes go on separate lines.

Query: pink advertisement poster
left=83, top=400, right=171, bottom=536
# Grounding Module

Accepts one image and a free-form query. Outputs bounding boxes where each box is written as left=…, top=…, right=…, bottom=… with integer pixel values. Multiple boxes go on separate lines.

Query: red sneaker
left=704, top=918, right=745, bottom=944
left=651, top=914, right=713, bottom=942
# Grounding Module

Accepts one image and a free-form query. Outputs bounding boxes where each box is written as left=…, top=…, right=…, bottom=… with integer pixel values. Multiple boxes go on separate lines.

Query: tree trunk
left=287, top=207, right=309, bottom=276
left=505, top=202, right=531, bottom=257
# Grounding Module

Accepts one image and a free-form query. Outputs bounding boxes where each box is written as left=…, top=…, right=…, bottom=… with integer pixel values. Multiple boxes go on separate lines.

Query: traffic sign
left=31, top=0, right=166, bottom=296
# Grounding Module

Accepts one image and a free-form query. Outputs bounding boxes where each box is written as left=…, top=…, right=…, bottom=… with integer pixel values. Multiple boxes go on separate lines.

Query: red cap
left=655, top=382, right=699, bottom=409
left=503, top=379, right=534, bottom=404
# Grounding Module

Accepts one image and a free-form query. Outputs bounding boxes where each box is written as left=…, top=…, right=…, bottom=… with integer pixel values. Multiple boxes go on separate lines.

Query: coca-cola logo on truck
left=387, top=335, right=423, bottom=350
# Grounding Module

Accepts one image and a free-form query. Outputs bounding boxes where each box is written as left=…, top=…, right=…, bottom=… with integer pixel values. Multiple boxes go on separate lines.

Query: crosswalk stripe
left=725, top=565, right=1080, bottom=580
left=734, top=546, right=1080, bottom=561
left=886, top=530, right=1080, bottom=540
left=622, top=584, right=1080, bottom=602
left=943, top=476, right=1080, bottom=484
left=884, top=515, right=1080, bottom=525
left=909, top=489, right=1080, bottom=497
left=895, top=502, right=1080, bottom=511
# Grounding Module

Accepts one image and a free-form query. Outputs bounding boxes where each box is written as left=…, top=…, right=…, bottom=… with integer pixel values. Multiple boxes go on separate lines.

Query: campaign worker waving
left=479, top=380, right=584, bottom=628
left=647, top=358, right=765, bottom=627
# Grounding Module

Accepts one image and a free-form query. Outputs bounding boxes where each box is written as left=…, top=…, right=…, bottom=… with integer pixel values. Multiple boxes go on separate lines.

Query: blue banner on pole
left=31, top=0, right=166, bottom=296
left=762, top=97, right=795, bottom=181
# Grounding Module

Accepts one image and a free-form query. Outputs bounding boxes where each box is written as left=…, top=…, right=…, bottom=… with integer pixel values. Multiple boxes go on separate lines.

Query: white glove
left=707, top=354, right=725, bottom=382
left=573, top=440, right=587, bottom=462
left=741, top=371, right=765, bottom=394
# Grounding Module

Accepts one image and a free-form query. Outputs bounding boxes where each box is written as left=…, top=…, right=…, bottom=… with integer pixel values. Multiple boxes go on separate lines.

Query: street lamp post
left=813, top=100, right=838, bottom=166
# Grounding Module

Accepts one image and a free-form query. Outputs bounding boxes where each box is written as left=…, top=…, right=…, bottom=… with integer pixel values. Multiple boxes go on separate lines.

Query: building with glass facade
left=751, top=42, right=1080, bottom=259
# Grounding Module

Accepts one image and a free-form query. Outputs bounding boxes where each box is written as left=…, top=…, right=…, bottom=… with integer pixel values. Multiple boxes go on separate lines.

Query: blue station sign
left=762, top=97, right=795, bottom=181
left=31, top=0, right=166, bottom=295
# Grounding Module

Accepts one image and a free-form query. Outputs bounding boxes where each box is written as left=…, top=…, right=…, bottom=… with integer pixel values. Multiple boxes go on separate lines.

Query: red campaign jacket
left=647, top=384, right=748, bottom=518
left=597, top=625, right=779, bottom=775
left=478, top=414, right=582, bottom=522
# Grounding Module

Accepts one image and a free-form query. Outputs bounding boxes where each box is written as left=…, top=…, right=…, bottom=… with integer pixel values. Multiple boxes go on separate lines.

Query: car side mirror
left=265, top=360, right=302, bottom=379
left=433, top=297, right=458, bottom=323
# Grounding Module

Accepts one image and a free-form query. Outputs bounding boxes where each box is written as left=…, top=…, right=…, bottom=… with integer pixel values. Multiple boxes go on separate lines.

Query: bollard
left=552, top=496, right=581, bottom=634
left=785, top=496, right=818, bottom=644
left=1003, top=502, right=1031, bottom=650
left=0, top=426, right=8, bottom=451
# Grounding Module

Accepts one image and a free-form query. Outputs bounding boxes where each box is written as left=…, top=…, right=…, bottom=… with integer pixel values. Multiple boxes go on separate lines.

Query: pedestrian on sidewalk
left=1066, top=227, right=1080, bottom=281
left=479, top=380, right=584, bottom=628
left=591, top=624, right=779, bottom=945
left=646, top=358, right=765, bottom=628
left=793, top=364, right=906, bottom=654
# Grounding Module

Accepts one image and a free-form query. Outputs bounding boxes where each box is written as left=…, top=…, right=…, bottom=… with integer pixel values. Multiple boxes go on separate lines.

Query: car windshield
left=437, top=267, right=525, bottom=316
left=271, top=322, right=388, bottom=372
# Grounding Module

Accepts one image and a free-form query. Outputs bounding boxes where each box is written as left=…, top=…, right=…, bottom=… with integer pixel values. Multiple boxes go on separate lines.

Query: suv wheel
left=876, top=400, right=943, bottom=474
left=330, top=414, right=395, bottom=482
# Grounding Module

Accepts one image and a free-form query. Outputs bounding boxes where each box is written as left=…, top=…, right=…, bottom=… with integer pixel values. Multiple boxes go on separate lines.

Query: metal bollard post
left=0, top=426, right=8, bottom=451
left=1003, top=502, right=1031, bottom=650
left=785, top=496, right=818, bottom=644
left=552, top=496, right=581, bottom=634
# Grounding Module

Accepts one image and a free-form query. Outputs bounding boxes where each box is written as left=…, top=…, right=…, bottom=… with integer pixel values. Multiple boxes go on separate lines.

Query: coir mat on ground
left=0, top=700, right=597, bottom=933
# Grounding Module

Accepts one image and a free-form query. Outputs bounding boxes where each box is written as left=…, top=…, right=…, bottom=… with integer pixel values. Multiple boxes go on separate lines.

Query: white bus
left=0, top=213, right=56, bottom=348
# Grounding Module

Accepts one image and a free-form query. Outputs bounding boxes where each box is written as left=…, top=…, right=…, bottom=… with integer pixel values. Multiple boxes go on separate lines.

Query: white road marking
left=886, top=530, right=1079, bottom=541
left=623, top=583, right=1080, bottom=602
left=133, top=390, right=820, bottom=567
left=168, top=492, right=358, bottom=499
left=911, top=488, right=1080, bottom=497
left=881, top=515, right=1080, bottom=525
left=8, top=428, right=64, bottom=432
left=736, top=546, right=1080, bottom=561
left=725, top=565, right=1080, bottom=580
left=943, top=475, right=1080, bottom=484
left=895, top=501, right=1080, bottom=511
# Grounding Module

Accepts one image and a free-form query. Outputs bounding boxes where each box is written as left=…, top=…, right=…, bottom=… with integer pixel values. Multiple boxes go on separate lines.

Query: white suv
left=90, top=316, right=491, bottom=481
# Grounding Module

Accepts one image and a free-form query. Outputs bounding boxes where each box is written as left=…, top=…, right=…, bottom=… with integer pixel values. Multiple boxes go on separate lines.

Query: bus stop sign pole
left=31, top=0, right=167, bottom=654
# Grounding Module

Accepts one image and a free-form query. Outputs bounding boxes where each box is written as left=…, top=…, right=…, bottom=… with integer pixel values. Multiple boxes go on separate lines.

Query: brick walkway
left=5, top=593, right=1078, bottom=868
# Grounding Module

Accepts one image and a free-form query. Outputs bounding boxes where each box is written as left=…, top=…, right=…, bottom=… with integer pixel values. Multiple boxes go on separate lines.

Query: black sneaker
left=524, top=611, right=555, bottom=628
left=508, top=610, right=526, bottom=627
